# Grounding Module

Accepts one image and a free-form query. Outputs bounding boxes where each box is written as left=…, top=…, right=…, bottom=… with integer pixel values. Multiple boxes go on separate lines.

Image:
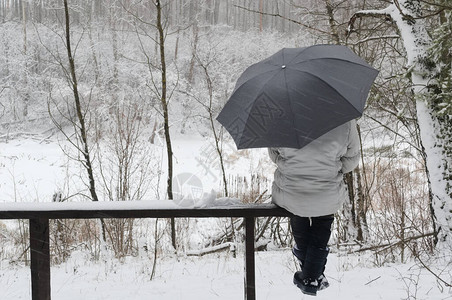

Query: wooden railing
left=0, top=201, right=292, bottom=300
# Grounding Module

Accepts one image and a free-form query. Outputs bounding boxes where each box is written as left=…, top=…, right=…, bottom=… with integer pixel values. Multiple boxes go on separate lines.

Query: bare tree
left=124, top=0, right=177, bottom=248
left=155, top=0, right=177, bottom=250
left=193, top=41, right=229, bottom=197
left=97, top=101, right=152, bottom=257
left=46, top=0, right=107, bottom=241
left=62, top=0, right=98, bottom=202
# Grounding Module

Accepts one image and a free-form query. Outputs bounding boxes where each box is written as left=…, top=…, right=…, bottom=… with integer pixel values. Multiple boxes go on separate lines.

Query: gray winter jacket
left=269, top=120, right=360, bottom=217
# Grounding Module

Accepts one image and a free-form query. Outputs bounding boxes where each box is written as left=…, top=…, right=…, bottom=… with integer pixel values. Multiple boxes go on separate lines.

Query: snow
left=194, top=193, right=243, bottom=208
left=416, top=99, right=451, bottom=249
left=0, top=137, right=450, bottom=299
left=0, top=199, right=180, bottom=212
left=0, top=10, right=450, bottom=298
left=0, top=139, right=69, bottom=203
left=1, top=250, right=449, bottom=299
left=0, top=196, right=250, bottom=212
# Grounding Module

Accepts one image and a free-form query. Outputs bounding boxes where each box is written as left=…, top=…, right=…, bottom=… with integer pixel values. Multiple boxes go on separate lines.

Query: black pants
left=291, top=214, right=334, bottom=258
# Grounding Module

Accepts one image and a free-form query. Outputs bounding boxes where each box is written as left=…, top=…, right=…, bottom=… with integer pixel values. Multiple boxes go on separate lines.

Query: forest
left=0, top=0, right=451, bottom=297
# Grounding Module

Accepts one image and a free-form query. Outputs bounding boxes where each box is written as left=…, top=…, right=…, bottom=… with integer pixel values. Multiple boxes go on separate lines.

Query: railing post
left=244, top=217, right=256, bottom=300
left=30, top=218, right=51, bottom=300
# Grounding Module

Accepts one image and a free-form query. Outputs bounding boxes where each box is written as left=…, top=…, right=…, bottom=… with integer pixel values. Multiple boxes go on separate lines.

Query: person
left=268, top=120, right=360, bottom=296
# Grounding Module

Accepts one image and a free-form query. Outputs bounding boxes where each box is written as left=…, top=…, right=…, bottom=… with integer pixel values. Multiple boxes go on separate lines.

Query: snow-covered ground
left=0, top=135, right=451, bottom=299
left=0, top=131, right=272, bottom=205
left=1, top=249, right=449, bottom=299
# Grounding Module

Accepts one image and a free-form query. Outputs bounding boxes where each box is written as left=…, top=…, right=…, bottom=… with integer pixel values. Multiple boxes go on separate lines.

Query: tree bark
left=156, top=0, right=176, bottom=249
left=62, top=0, right=106, bottom=241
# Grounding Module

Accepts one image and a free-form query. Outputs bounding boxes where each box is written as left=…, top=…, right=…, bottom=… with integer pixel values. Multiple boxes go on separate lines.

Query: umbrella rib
left=290, top=57, right=377, bottom=71
left=282, top=69, right=300, bottom=148
left=238, top=69, right=285, bottom=147
left=232, top=63, right=280, bottom=94
left=232, top=69, right=280, bottom=101
left=232, top=47, right=289, bottom=93
left=289, top=68, right=363, bottom=115
left=284, top=46, right=310, bottom=66
left=285, top=45, right=376, bottom=71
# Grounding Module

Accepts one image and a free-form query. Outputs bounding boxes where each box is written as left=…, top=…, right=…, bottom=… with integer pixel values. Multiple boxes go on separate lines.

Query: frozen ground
left=1, top=250, right=450, bottom=299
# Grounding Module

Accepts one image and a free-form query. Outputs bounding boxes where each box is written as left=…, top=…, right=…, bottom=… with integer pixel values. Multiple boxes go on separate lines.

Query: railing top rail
left=0, top=200, right=292, bottom=219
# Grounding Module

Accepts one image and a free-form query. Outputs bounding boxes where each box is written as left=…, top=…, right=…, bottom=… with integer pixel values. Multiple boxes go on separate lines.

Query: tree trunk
left=396, top=1, right=451, bottom=250
left=259, top=0, right=263, bottom=31
left=156, top=0, right=176, bottom=249
left=355, top=166, right=368, bottom=241
left=348, top=0, right=452, bottom=251
left=22, top=0, right=29, bottom=117
left=325, top=0, right=340, bottom=44
left=199, top=62, right=228, bottom=197
left=188, top=22, right=199, bottom=84
left=62, top=0, right=106, bottom=241
left=213, top=0, right=220, bottom=24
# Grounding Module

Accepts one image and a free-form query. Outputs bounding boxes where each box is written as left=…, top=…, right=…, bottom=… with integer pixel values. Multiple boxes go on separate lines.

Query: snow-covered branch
left=347, top=5, right=395, bottom=37
left=349, top=35, right=400, bottom=45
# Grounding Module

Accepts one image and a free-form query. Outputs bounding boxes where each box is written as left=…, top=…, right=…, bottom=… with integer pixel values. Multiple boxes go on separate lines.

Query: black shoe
left=317, top=274, right=329, bottom=291
left=293, top=271, right=319, bottom=296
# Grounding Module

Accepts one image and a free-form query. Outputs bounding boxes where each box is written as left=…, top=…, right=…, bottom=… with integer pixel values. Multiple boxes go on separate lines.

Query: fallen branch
left=403, top=241, right=452, bottom=288
left=365, top=276, right=381, bottom=285
left=353, top=232, right=435, bottom=253
left=186, top=242, right=234, bottom=257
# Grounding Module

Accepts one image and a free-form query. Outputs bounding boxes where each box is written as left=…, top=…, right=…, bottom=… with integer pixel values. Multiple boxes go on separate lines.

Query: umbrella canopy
left=216, top=44, right=379, bottom=149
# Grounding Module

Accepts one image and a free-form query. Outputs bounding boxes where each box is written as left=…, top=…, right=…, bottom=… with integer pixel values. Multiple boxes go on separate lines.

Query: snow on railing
left=0, top=200, right=292, bottom=300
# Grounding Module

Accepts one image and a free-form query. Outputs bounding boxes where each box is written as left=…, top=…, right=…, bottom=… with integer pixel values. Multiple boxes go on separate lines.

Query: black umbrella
left=216, top=44, right=379, bottom=149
